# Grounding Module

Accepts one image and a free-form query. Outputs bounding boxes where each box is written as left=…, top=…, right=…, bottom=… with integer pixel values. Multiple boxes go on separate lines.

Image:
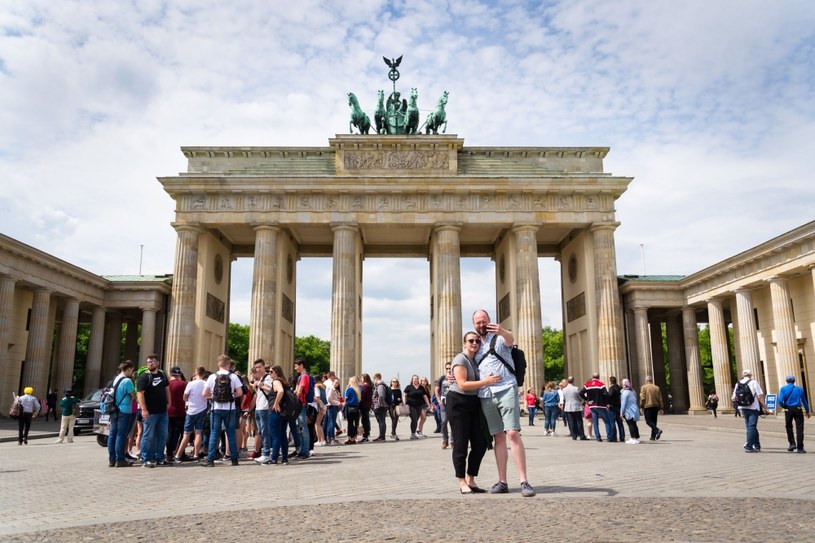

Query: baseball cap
left=170, top=366, right=183, bottom=376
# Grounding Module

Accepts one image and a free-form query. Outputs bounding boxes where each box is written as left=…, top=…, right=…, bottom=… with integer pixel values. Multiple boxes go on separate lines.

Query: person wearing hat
left=165, top=366, right=187, bottom=463
left=778, top=375, right=810, bottom=453
left=56, top=389, right=81, bottom=443
left=16, top=386, right=41, bottom=445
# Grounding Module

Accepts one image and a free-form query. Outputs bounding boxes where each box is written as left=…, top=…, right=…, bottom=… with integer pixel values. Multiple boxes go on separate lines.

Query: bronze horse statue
left=406, top=88, right=420, bottom=135
left=374, top=90, right=386, bottom=135
left=348, top=92, right=371, bottom=134
left=424, top=90, right=448, bottom=134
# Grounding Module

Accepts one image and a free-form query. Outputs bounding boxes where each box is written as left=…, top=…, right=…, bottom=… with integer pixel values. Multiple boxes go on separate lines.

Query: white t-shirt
left=184, top=379, right=208, bottom=416
left=205, top=370, right=243, bottom=410
left=733, top=378, right=763, bottom=410
left=255, top=375, right=272, bottom=411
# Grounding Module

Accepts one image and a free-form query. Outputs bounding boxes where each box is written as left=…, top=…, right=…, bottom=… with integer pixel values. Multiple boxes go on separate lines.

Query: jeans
left=108, top=411, right=133, bottom=462
left=255, top=409, right=271, bottom=457
left=206, top=409, right=237, bottom=463
left=269, top=411, right=288, bottom=462
left=296, top=406, right=309, bottom=456
left=326, top=405, right=338, bottom=440
left=141, top=411, right=169, bottom=462
left=544, top=405, right=558, bottom=432
left=374, top=407, right=388, bottom=439
left=527, top=405, right=537, bottom=426
left=590, top=408, right=616, bottom=440
left=609, top=405, right=625, bottom=441
left=742, top=408, right=761, bottom=450
left=439, top=402, right=449, bottom=442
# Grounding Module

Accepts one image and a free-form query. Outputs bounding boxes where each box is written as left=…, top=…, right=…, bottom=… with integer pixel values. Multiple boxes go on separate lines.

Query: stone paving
left=0, top=413, right=811, bottom=542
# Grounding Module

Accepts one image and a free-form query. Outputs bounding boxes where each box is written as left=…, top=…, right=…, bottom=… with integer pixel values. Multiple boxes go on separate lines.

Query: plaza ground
left=0, top=412, right=811, bottom=542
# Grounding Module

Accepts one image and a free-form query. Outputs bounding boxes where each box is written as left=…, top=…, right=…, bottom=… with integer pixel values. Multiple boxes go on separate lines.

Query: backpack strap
left=485, top=335, right=516, bottom=375
left=112, top=375, right=128, bottom=408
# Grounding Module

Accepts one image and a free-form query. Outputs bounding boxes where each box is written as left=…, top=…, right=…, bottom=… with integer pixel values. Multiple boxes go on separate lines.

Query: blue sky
left=2, top=0, right=814, bottom=382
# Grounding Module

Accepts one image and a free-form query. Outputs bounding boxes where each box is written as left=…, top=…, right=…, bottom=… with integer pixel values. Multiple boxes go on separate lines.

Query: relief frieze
left=343, top=150, right=449, bottom=170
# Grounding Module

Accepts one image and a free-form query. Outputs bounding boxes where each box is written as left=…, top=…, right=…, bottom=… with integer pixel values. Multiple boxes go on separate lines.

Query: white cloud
left=2, top=0, right=814, bottom=380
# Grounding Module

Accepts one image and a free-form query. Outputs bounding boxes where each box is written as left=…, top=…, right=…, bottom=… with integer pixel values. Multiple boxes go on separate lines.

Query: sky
left=2, top=0, right=814, bottom=382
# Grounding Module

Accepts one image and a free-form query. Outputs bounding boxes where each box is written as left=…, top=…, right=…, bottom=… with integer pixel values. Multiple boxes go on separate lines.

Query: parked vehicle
left=74, top=389, right=102, bottom=435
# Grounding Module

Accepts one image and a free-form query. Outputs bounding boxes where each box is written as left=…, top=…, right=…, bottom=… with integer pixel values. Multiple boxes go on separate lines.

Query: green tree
left=542, top=326, right=565, bottom=384
left=295, top=335, right=331, bottom=375
left=227, top=323, right=250, bottom=374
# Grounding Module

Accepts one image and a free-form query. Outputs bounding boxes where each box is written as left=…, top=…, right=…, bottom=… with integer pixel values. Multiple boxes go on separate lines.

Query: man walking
left=639, top=376, right=664, bottom=441
left=472, top=309, right=535, bottom=497
left=732, top=369, right=766, bottom=453
left=778, top=375, right=810, bottom=453
left=580, top=373, right=617, bottom=442
left=137, top=355, right=171, bottom=467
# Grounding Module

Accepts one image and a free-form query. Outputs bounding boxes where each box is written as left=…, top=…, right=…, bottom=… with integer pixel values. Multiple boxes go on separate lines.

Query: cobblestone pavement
left=0, top=413, right=811, bottom=542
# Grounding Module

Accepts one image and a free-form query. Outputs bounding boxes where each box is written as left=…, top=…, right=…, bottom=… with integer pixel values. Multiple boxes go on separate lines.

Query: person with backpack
left=732, top=369, right=766, bottom=453
left=136, top=355, right=171, bottom=467
left=435, top=365, right=453, bottom=448
left=472, top=309, right=535, bottom=497
left=105, top=361, right=136, bottom=466
left=639, top=375, right=664, bottom=441
left=266, top=365, right=290, bottom=465
left=705, top=391, right=719, bottom=419
left=372, top=373, right=391, bottom=442
left=15, top=386, right=41, bottom=445
left=202, top=355, right=244, bottom=467
left=778, top=375, right=810, bottom=453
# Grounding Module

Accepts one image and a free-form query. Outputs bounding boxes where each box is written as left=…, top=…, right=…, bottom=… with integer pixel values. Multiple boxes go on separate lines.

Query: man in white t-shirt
left=202, top=355, right=243, bottom=467
left=173, top=366, right=208, bottom=463
left=250, top=359, right=273, bottom=464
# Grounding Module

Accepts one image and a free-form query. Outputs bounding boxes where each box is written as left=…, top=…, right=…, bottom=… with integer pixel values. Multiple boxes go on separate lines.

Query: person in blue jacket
left=778, top=375, right=810, bottom=453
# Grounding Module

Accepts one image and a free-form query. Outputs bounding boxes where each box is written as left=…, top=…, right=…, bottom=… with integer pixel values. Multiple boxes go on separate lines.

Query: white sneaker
left=254, top=455, right=270, bottom=463
left=416, top=432, right=426, bottom=438
left=625, top=439, right=640, bottom=445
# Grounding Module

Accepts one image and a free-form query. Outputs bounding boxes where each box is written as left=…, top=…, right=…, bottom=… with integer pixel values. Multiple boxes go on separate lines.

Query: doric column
left=768, top=276, right=798, bottom=390
left=513, top=224, right=543, bottom=392
left=0, top=276, right=17, bottom=379
left=103, top=312, right=122, bottom=377
left=590, top=222, right=625, bottom=380
left=249, top=225, right=280, bottom=365
left=22, top=289, right=52, bottom=395
left=165, top=224, right=201, bottom=369
left=707, top=299, right=733, bottom=400
left=682, top=307, right=706, bottom=411
left=633, top=306, right=651, bottom=387
left=734, top=288, right=760, bottom=376
left=330, top=224, right=361, bottom=384
left=431, top=224, right=462, bottom=377
left=650, top=320, right=667, bottom=392
left=84, top=306, right=106, bottom=392
left=666, top=312, right=688, bottom=411
left=138, top=308, right=158, bottom=364
left=54, top=298, right=80, bottom=392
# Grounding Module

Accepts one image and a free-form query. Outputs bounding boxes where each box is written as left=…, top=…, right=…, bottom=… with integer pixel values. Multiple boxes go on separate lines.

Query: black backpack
left=734, top=379, right=755, bottom=407
left=279, top=386, right=302, bottom=422
left=373, top=382, right=391, bottom=408
left=212, top=373, right=234, bottom=403
left=480, top=335, right=527, bottom=387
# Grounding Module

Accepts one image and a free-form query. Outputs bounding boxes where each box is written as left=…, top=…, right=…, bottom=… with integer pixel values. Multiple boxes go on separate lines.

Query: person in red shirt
left=166, top=367, right=187, bottom=462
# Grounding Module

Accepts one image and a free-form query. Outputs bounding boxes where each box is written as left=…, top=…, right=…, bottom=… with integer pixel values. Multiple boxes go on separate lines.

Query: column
left=650, top=320, right=667, bottom=390
left=431, top=224, right=462, bottom=378
left=633, top=306, right=651, bottom=387
left=591, top=222, right=625, bottom=380
left=54, top=299, right=80, bottom=392
left=22, top=289, right=52, bottom=395
left=124, top=319, right=139, bottom=362
left=666, top=312, right=688, bottom=411
left=330, top=224, right=360, bottom=383
left=165, top=224, right=201, bottom=369
left=248, top=225, right=280, bottom=365
left=84, top=306, right=106, bottom=393
left=768, top=277, right=798, bottom=390
left=707, top=299, right=733, bottom=399
left=513, top=224, right=543, bottom=393
left=0, top=276, right=16, bottom=380
left=103, top=312, right=123, bottom=377
left=138, top=308, right=158, bottom=365
left=682, top=307, right=706, bottom=411
left=734, top=288, right=761, bottom=376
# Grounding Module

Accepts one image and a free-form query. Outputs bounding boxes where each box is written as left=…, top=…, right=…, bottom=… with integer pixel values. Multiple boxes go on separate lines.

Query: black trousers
left=360, top=407, right=371, bottom=438
left=785, top=408, right=806, bottom=450
left=388, top=406, right=400, bottom=434
left=18, top=413, right=33, bottom=443
left=374, top=407, right=388, bottom=439
left=408, top=405, right=422, bottom=434
left=625, top=419, right=640, bottom=440
left=166, top=417, right=185, bottom=458
left=644, top=407, right=661, bottom=438
left=446, top=392, right=487, bottom=479
left=565, top=410, right=585, bottom=439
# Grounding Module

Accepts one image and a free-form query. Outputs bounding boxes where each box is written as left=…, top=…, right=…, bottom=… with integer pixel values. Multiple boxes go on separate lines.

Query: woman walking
left=620, top=378, right=641, bottom=444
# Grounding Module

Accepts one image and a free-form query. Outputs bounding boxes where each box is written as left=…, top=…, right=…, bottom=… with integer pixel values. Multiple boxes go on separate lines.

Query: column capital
left=252, top=223, right=281, bottom=233
left=170, top=222, right=203, bottom=234
left=734, top=286, right=756, bottom=294
left=766, top=275, right=789, bottom=285
left=330, top=222, right=359, bottom=233
left=433, top=222, right=463, bottom=233
left=511, top=222, right=539, bottom=234
left=589, top=221, right=621, bottom=233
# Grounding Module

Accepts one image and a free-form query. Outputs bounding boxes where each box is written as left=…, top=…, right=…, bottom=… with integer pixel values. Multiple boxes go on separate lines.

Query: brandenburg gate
left=159, top=134, right=632, bottom=391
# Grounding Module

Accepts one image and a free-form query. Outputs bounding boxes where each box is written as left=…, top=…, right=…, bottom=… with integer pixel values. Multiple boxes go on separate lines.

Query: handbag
left=396, top=404, right=410, bottom=417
